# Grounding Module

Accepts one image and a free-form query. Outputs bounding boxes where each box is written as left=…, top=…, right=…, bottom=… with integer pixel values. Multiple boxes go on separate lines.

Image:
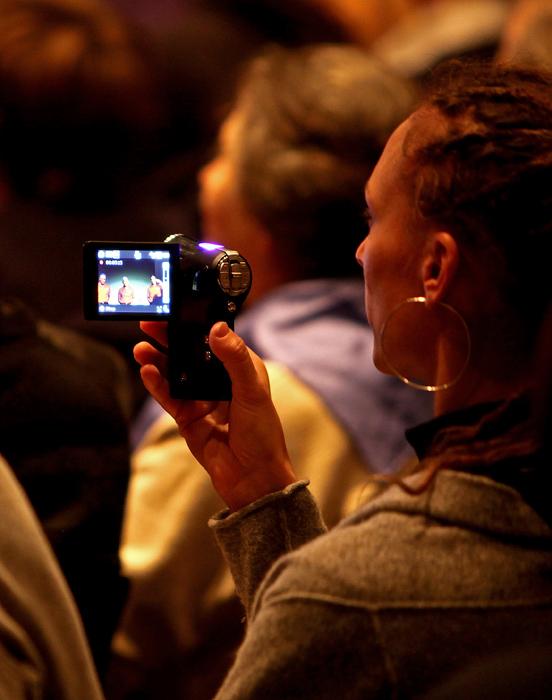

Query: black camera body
left=83, top=235, right=252, bottom=399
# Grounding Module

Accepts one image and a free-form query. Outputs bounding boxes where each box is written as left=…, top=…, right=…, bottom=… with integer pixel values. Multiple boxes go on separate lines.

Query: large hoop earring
left=380, top=296, right=471, bottom=392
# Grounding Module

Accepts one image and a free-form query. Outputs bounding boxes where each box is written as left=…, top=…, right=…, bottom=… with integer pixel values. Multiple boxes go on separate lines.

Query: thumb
left=208, top=322, right=269, bottom=403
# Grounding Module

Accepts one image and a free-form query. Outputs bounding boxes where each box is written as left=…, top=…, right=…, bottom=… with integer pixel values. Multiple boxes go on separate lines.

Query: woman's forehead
left=365, top=117, right=412, bottom=203
left=365, top=109, right=444, bottom=204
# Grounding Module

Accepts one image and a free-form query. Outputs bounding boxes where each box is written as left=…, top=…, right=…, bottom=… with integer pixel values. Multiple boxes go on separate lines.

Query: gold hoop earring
left=380, top=296, right=471, bottom=392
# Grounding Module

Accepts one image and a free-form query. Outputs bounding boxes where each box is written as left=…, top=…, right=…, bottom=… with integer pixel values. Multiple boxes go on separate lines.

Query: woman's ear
left=421, top=232, right=459, bottom=304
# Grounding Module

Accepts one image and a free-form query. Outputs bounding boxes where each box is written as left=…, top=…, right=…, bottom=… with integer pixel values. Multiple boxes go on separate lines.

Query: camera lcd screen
left=83, top=242, right=179, bottom=320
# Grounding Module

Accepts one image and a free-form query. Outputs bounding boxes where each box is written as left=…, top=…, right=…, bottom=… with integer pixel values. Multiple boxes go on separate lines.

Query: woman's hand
left=134, top=321, right=297, bottom=511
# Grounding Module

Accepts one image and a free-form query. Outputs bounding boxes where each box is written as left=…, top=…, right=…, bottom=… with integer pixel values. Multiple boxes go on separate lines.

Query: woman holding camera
left=134, top=61, right=552, bottom=698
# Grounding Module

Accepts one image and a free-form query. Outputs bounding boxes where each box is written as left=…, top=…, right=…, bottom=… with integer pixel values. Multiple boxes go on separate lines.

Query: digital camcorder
left=83, top=234, right=252, bottom=400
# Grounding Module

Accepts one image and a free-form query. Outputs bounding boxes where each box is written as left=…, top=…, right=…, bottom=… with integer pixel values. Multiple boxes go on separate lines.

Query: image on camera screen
left=94, top=247, right=172, bottom=316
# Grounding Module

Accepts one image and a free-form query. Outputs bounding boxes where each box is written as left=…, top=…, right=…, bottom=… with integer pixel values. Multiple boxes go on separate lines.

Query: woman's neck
left=433, top=365, right=528, bottom=417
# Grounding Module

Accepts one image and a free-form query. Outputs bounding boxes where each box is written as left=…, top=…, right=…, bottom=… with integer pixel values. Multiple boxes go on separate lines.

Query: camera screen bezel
left=83, top=241, right=180, bottom=321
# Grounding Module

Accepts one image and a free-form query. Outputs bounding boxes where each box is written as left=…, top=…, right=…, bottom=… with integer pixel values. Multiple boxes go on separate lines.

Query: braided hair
left=405, top=61, right=552, bottom=342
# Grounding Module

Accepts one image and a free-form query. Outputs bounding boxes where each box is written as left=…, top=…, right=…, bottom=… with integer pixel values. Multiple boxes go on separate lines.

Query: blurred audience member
left=0, top=297, right=132, bottom=679
left=309, top=0, right=436, bottom=46
left=372, top=0, right=511, bottom=79
left=115, top=0, right=352, bottom=254
left=110, top=44, right=431, bottom=700
left=0, top=0, right=169, bottom=337
left=0, top=0, right=164, bottom=677
left=0, top=454, right=103, bottom=699
left=497, top=0, right=552, bottom=69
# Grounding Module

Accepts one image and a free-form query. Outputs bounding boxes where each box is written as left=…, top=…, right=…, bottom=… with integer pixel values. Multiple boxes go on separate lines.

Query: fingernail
left=213, top=322, right=229, bottom=338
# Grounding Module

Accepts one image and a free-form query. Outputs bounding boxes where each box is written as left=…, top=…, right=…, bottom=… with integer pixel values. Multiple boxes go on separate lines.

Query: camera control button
left=217, top=257, right=251, bottom=296
left=219, top=262, right=231, bottom=289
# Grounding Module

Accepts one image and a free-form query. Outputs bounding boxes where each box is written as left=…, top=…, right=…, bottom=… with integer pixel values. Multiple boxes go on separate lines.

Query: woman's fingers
left=138, top=362, right=180, bottom=419
left=135, top=324, right=271, bottom=424
left=134, top=341, right=215, bottom=430
left=138, top=321, right=269, bottom=402
left=139, top=321, right=169, bottom=348
left=134, top=341, right=168, bottom=374
left=208, top=322, right=270, bottom=402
